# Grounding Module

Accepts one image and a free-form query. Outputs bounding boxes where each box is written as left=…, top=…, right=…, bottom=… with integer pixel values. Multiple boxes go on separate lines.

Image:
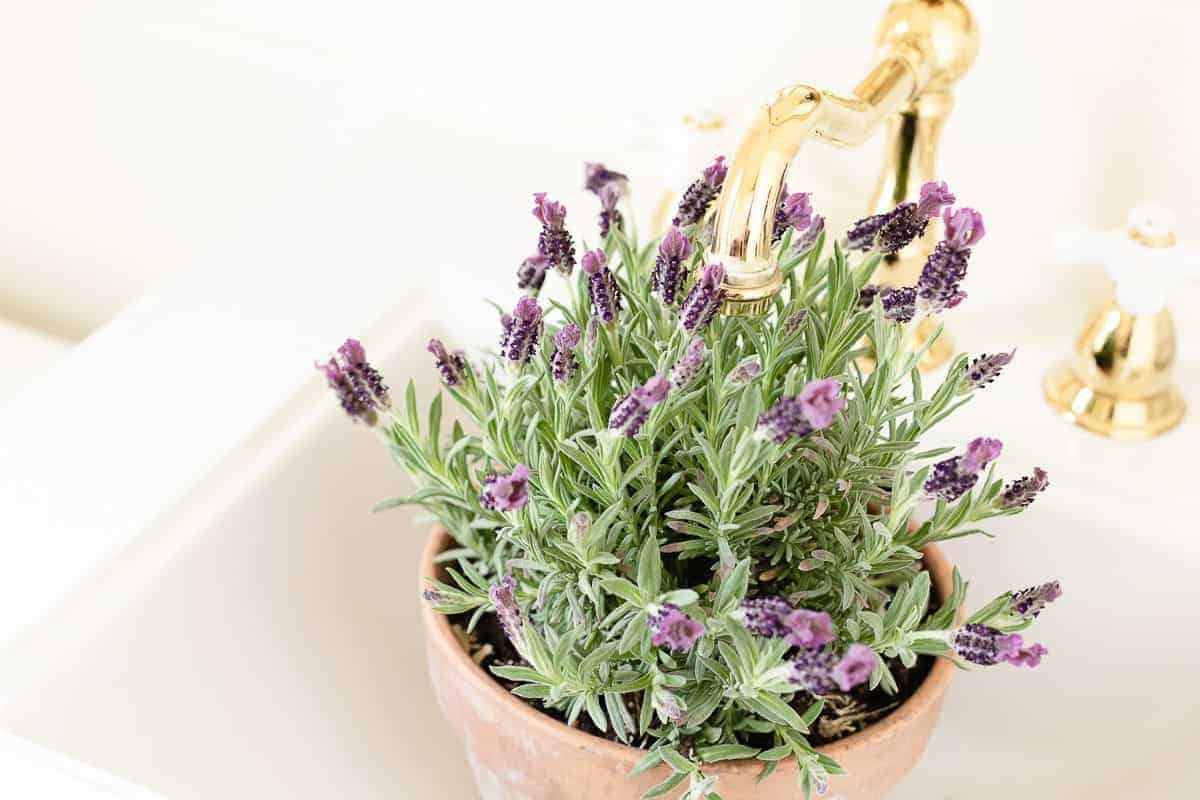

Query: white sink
left=2, top=305, right=1197, bottom=799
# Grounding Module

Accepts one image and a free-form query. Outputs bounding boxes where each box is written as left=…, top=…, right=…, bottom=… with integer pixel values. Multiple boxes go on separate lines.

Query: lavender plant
left=320, top=163, right=1057, bottom=799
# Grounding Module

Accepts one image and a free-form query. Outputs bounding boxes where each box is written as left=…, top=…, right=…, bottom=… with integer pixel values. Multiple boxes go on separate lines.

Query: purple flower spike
left=916, top=181, right=956, bottom=219
left=1002, top=467, right=1050, bottom=508
left=729, top=357, right=762, bottom=385
left=793, top=215, right=825, bottom=255
left=831, top=644, right=876, bottom=691
left=845, top=212, right=889, bottom=253
left=581, top=249, right=623, bottom=326
left=953, top=623, right=1024, bottom=666
left=648, top=603, right=705, bottom=652
left=499, top=296, right=544, bottom=367
left=943, top=206, right=986, bottom=249
left=317, top=338, right=391, bottom=425
left=965, top=350, right=1015, bottom=390
left=788, top=648, right=840, bottom=695
left=480, top=464, right=531, bottom=512
left=799, top=378, right=847, bottom=430
left=673, top=155, right=727, bottom=228
left=584, top=162, right=628, bottom=195
left=427, top=338, right=467, bottom=387
left=772, top=188, right=813, bottom=244
left=532, top=192, right=567, bottom=228
left=756, top=397, right=812, bottom=444
left=652, top=227, right=693, bottom=307
left=489, top=574, right=525, bottom=644
left=847, top=184, right=952, bottom=255
left=516, top=253, right=549, bottom=292
left=551, top=323, right=581, bottom=383
left=1006, top=642, right=1048, bottom=668
left=785, top=609, right=835, bottom=650
left=1010, top=580, right=1062, bottom=620
left=925, top=437, right=1002, bottom=502
left=962, top=436, right=1003, bottom=473
left=532, top=192, right=576, bottom=275
left=916, top=240, right=970, bottom=312
left=609, top=374, right=670, bottom=438
left=680, top=263, right=725, bottom=332
left=597, top=183, right=624, bottom=238
left=669, top=336, right=706, bottom=390
left=739, top=596, right=793, bottom=638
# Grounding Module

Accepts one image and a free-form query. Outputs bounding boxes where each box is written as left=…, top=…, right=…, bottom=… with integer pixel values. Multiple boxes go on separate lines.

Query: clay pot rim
left=418, top=527, right=955, bottom=774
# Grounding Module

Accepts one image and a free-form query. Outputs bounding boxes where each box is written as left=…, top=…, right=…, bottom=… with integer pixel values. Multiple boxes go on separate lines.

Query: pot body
left=419, top=529, right=954, bottom=799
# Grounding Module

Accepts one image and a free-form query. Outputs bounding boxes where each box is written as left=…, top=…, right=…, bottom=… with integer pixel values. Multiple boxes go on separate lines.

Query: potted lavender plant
left=318, top=160, right=1057, bottom=799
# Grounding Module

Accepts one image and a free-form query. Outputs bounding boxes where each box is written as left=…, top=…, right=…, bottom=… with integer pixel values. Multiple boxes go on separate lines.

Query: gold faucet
left=711, top=0, right=980, bottom=321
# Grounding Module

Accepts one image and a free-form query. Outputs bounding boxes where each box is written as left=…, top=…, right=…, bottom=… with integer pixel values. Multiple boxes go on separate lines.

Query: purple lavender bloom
left=756, top=397, right=811, bottom=444
left=952, top=623, right=1024, bottom=666
left=965, top=350, right=1015, bottom=390
left=772, top=188, right=813, bottom=244
left=316, top=338, right=391, bottom=425
left=916, top=241, right=969, bottom=312
left=516, top=253, right=549, bottom=292
left=1001, top=467, right=1050, bottom=508
left=597, top=183, right=624, bottom=238
left=499, top=296, right=544, bottom=367
left=847, top=182, right=956, bottom=255
left=916, top=181, right=957, bottom=218
left=793, top=215, right=825, bottom=255
left=943, top=206, right=986, bottom=249
left=728, top=357, right=762, bottom=385
left=427, top=338, right=467, bottom=387
left=845, top=212, right=889, bottom=253
left=1007, top=642, right=1049, bottom=668
left=916, top=207, right=985, bottom=313
left=489, top=573, right=525, bottom=644
left=831, top=644, right=876, bottom=691
left=651, top=227, right=693, bottom=307
left=532, top=192, right=576, bottom=275
left=799, top=378, right=847, bottom=430
left=550, top=323, right=581, bottom=383
left=421, top=587, right=443, bottom=604
left=1010, top=580, right=1062, bottom=620
left=680, top=263, right=725, bottom=332
left=962, top=436, right=1003, bottom=473
left=860, top=284, right=917, bottom=322
left=788, top=648, right=840, bottom=695
left=784, top=609, right=836, bottom=650
left=648, top=603, right=705, bottom=652
left=669, top=336, right=706, bottom=389
left=924, top=437, right=1003, bottom=502
left=672, top=155, right=727, bottom=227
left=609, top=374, right=670, bottom=438
left=584, top=162, right=628, bottom=195
left=782, top=309, right=808, bottom=336
left=738, top=596, right=793, bottom=638
left=581, top=249, right=622, bottom=325
left=480, top=464, right=531, bottom=512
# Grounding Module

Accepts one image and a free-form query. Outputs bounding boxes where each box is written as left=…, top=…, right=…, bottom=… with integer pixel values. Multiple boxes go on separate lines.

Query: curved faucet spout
left=710, top=0, right=978, bottom=316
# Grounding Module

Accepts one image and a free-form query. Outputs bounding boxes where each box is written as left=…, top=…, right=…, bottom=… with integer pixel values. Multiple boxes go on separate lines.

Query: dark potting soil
left=450, top=611, right=933, bottom=750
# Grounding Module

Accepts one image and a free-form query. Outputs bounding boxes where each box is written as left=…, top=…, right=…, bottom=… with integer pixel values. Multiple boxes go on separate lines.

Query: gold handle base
left=1043, top=363, right=1186, bottom=440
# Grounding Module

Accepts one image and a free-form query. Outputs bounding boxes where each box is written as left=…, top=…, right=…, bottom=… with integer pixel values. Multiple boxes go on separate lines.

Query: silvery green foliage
left=374, top=219, right=1044, bottom=799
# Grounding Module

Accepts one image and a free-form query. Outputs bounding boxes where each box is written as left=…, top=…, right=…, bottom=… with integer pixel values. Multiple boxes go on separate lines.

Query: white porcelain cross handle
left=1053, top=205, right=1199, bottom=314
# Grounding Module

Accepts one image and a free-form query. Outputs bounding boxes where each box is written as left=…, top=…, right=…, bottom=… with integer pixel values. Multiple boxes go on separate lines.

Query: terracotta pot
left=419, top=528, right=954, bottom=799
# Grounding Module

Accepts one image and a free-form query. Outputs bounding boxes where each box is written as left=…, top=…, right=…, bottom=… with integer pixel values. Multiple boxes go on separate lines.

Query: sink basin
left=2, top=308, right=1197, bottom=799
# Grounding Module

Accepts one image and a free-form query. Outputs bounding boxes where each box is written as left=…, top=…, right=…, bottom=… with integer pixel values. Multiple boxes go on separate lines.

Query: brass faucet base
left=1043, top=363, right=1185, bottom=440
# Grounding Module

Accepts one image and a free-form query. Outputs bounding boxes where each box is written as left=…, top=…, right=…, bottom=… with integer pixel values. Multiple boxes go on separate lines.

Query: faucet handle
left=1053, top=205, right=1198, bottom=315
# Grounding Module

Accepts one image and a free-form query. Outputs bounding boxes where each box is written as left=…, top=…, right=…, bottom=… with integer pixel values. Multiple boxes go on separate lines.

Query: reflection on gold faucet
left=711, top=0, right=979, bottom=326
